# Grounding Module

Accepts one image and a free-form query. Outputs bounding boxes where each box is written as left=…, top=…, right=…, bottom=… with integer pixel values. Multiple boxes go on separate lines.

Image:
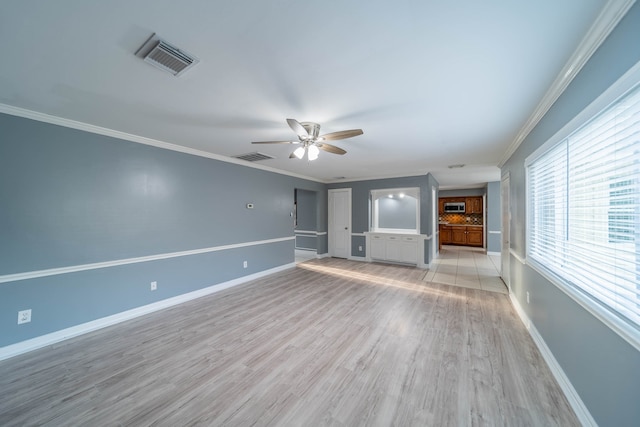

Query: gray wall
left=486, top=181, right=501, bottom=253
left=0, top=113, right=327, bottom=347
left=328, top=174, right=439, bottom=264
left=377, top=196, right=418, bottom=230
left=501, top=3, right=640, bottom=425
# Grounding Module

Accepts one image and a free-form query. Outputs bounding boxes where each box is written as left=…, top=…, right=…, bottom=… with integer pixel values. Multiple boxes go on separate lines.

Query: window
left=370, top=188, right=420, bottom=233
left=527, top=79, right=640, bottom=345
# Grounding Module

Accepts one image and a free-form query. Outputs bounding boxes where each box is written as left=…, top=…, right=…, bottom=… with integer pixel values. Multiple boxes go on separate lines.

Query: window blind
left=527, top=82, right=640, bottom=329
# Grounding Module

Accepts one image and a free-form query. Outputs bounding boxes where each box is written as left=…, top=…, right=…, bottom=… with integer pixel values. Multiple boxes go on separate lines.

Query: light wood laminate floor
left=0, top=258, right=578, bottom=426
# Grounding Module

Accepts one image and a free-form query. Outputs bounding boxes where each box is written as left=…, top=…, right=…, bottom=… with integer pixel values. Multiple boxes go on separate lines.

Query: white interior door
left=328, top=188, right=351, bottom=258
left=501, top=173, right=511, bottom=290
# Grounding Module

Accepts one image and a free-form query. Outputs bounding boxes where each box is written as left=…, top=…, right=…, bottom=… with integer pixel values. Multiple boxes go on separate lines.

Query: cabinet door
left=440, top=227, right=452, bottom=244
left=467, top=228, right=483, bottom=246
left=452, top=228, right=466, bottom=244
left=401, top=237, right=418, bottom=263
left=438, top=199, right=445, bottom=215
left=370, top=235, right=386, bottom=259
left=465, top=197, right=482, bottom=214
left=386, top=236, right=402, bottom=261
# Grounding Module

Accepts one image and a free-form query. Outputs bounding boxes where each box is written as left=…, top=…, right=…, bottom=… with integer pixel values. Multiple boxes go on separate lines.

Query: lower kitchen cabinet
left=440, top=226, right=452, bottom=244
left=466, top=227, right=483, bottom=246
left=439, top=225, right=483, bottom=247
left=452, top=228, right=466, bottom=244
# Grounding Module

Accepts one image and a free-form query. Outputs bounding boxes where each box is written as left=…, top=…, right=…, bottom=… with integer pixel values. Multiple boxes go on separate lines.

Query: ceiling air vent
left=136, top=34, right=199, bottom=76
left=233, top=152, right=275, bottom=162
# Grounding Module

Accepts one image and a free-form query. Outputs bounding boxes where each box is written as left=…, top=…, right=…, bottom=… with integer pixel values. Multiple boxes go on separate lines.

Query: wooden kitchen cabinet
left=465, top=196, right=483, bottom=214
left=438, top=199, right=445, bottom=215
left=466, top=226, right=483, bottom=246
left=451, top=227, right=467, bottom=244
left=440, top=225, right=452, bottom=244
left=441, top=225, right=483, bottom=247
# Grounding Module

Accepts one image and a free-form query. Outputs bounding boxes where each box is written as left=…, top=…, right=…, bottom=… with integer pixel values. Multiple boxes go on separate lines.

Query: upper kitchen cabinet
left=465, top=196, right=482, bottom=214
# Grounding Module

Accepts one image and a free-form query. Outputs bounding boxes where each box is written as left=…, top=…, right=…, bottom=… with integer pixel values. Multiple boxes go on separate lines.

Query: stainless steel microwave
left=444, top=202, right=465, bottom=212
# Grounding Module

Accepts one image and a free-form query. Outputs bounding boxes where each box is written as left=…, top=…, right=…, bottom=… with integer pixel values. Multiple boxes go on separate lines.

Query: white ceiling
left=0, top=0, right=608, bottom=188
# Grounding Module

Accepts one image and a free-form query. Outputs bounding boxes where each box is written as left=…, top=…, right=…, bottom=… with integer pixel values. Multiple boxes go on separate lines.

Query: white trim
left=0, top=263, right=294, bottom=361
left=294, top=230, right=328, bottom=237
left=0, top=103, right=324, bottom=183
left=294, top=230, right=318, bottom=235
left=509, top=293, right=597, bottom=427
left=325, top=173, right=429, bottom=184
left=424, top=234, right=432, bottom=240
left=486, top=251, right=501, bottom=256
left=294, top=247, right=316, bottom=251
left=348, top=256, right=367, bottom=262
left=488, top=230, right=501, bottom=234
left=527, top=258, right=640, bottom=353
left=351, top=232, right=366, bottom=237
left=0, top=236, right=294, bottom=284
left=498, top=0, right=636, bottom=167
left=510, top=249, right=526, bottom=265
left=316, top=252, right=331, bottom=259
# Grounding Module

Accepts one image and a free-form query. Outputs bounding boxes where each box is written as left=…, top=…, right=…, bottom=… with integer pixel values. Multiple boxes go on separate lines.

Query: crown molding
left=498, top=0, right=636, bottom=167
left=0, top=103, right=325, bottom=184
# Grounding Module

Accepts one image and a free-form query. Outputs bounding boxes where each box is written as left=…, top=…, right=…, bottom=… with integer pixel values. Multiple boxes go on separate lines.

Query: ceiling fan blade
left=286, top=118, right=309, bottom=139
left=289, top=151, right=299, bottom=159
left=318, top=129, right=363, bottom=141
left=318, top=143, right=346, bottom=155
left=251, top=140, right=296, bottom=144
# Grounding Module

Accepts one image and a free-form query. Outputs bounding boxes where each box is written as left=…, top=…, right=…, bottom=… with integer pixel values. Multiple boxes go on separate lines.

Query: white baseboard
left=486, top=251, right=501, bottom=256
left=509, top=293, right=597, bottom=427
left=0, top=263, right=295, bottom=362
left=316, top=253, right=330, bottom=259
left=348, top=255, right=367, bottom=262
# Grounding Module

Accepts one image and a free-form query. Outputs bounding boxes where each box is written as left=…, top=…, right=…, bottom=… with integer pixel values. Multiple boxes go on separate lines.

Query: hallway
left=424, top=245, right=507, bottom=294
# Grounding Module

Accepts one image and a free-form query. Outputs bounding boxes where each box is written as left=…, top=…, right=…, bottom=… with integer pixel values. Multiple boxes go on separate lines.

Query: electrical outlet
left=358, top=245, right=363, bottom=251
left=526, top=291, right=530, bottom=304
left=243, top=260, right=248, bottom=268
left=18, top=309, right=31, bottom=324
left=150, top=281, right=157, bottom=291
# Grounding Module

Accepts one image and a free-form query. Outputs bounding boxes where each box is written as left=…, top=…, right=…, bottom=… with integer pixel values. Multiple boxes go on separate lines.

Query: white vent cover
left=136, top=34, right=199, bottom=77
left=233, top=152, right=275, bottom=162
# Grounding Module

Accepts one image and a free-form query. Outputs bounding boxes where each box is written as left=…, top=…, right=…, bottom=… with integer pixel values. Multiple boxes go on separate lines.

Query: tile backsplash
left=439, top=213, right=483, bottom=225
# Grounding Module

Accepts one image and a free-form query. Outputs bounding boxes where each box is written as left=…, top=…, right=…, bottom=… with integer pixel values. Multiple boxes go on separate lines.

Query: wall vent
left=233, top=152, right=275, bottom=162
left=136, top=34, right=199, bottom=76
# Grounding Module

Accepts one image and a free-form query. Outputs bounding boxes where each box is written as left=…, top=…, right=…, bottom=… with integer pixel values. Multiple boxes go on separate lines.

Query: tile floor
left=423, top=245, right=508, bottom=294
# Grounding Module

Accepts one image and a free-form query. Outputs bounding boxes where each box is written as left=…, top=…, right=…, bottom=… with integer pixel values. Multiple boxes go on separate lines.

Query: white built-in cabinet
left=366, top=232, right=421, bottom=265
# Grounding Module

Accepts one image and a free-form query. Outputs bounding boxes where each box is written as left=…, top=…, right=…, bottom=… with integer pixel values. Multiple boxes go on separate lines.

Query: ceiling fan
left=252, top=119, right=363, bottom=161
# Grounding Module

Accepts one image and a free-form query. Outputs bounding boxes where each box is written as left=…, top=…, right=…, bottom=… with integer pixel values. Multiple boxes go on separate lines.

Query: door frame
left=501, top=172, right=511, bottom=291
left=328, top=188, right=352, bottom=258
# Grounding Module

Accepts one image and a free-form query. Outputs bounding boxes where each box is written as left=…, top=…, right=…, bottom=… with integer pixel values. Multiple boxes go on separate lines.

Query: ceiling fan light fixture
left=293, top=147, right=306, bottom=159
left=308, top=145, right=320, bottom=161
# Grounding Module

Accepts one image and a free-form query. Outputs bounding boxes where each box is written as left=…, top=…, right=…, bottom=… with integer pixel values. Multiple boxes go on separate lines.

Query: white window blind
left=527, top=82, right=640, bottom=332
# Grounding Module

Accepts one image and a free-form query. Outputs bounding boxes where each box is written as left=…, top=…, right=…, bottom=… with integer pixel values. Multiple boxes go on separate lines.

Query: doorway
left=294, top=189, right=318, bottom=263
